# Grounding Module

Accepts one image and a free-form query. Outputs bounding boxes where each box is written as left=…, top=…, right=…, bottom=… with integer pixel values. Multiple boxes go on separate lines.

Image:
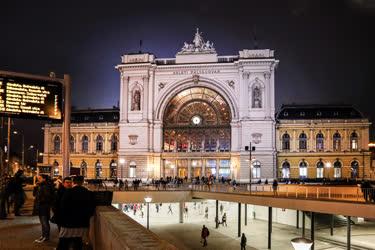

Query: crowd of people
left=0, top=171, right=96, bottom=249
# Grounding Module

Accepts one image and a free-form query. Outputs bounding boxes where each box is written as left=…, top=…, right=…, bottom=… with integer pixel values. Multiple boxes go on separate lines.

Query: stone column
left=90, top=133, right=94, bottom=153
left=188, top=159, right=191, bottom=179
left=310, top=129, right=314, bottom=151
left=293, top=130, right=297, bottom=151
left=327, top=129, right=331, bottom=151
left=264, top=72, right=271, bottom=117
left=142, top=75, right=149, bottom=120
left=179, top=202, right=184, bottom=223
left=202, top=159, right=206, bottom=177
left=121, top=76, right=129, bottom=122
left=174, top=159, right=178, bottom=177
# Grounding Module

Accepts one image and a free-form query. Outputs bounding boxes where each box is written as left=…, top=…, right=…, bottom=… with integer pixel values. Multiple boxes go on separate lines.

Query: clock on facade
left=191, top=115, right=202, bottom=125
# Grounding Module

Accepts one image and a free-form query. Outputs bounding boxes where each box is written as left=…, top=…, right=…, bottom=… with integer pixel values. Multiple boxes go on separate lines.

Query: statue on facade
left=252, top=86, right=262, bottom=108
left=131, top=90, right=141, bottom=111
left=178, top=28, right=216, bottom=54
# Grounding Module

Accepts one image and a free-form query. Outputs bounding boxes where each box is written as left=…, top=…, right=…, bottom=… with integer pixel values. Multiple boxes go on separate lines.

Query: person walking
left=201, top=225, right=209, bottom=247
left=13, top=170, right=26, bottom=216
left=272, top=179, right=278, bottom=196
left=34, top=175, right=54, bottom=243
left=168, top=204, right=173, bottom=214
left=220, top=203, right=224, bottom=215
left=222, top=213, right=227, bottom=227
left=241, top=233, right=247, bottom=250
left=57, top=176, right=95, bottom=250
left=204, top=206, right=208, bottom=219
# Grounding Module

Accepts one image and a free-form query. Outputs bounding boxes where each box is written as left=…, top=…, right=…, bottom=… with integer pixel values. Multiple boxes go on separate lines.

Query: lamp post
left=291, top=237, right=313, bottom=250
left=325, top=162, right=332, bottom=180
left=13, top=131, right=24, bottom=168
left=246, top=143, right=255, bottom=193
left=144, top=197, right=152, bottom=229
left=119, top=158, right=125, bottom=179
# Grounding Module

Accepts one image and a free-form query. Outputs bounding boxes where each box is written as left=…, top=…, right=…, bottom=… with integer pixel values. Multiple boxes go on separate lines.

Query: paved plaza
left=120, top=200, right=375, bottom=250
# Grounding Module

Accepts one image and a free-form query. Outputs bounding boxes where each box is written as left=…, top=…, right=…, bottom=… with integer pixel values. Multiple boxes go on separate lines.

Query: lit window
left=282, top=161, right=290, bottom=179
left=316, top=132, right=324, bottom=151
left=299, top=160, right=307, bottom=179
left=252, top=160, right=261, bottom=179
left=333, top=132, right=341, bottom=151
left=316, top=160, right=324, bottom=178
left=334, top=161, right=342, bottom=178
left=350, top=132, right=358, bottom=151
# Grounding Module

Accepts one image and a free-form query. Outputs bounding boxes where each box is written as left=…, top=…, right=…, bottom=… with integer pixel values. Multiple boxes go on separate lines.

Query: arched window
left=351, top=160, right=359, bottom=178
left=70, top=135, right=75, bottom=153
left=96, top=135, right=104, bottom=153
left=282, top=161, right=290, bottom=179
left=95, top=160, right=102, bottom=178
left=282, top=133, right=290, bottom=151
left=252, top=160, right=261, bottom=179
left=129, top=161, right=136, bottom=178
left=299, top=132, right=307, bottom=151
left=299, top=160, right=308, bottom=179
left=333, top=132, right=341, bottom=151
left=334, top=160, right=342, bottom=178
left=110, top=134, right=118, bottom=153
left=110, top=159, right=117, bottom=178
left=350, top=132, right=358, bottom=151
left=82, top=135, right=89, bottom=153
left=53, top=136, right=61, bottom=154
left=316, top=160, right=324, bottom=178
left=80, top=160, right=87, bottom=177
left=53, top=160, right=59, bottom=176
left=316, top=132, right=324, bottom=152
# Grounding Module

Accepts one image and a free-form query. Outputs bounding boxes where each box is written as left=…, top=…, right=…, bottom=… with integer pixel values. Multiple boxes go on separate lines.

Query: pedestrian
left=204, top=206, right=208, bottom=219
left=241, top=233, right=247, bottom=250
left=272, top=179, right=278, bottom=196
left=51, top=177, right=72, bottom=231
left=57, top=175, right=95, bottom=250
left=34, top=175, right=54, bottom=243
left=155, top=203, right=159, bottom=213
left=13, top=170, right=26, bottom=216
left=168, top=204, right=173, bottom=214
left=222, top=213, right=227, bottom=227
left=220, top=203, right=224, bottom=215
left=184, top=206, right=188, bottom=218
left=124, top=179, right=129, bottom=191
left=201, top=225, right=209, bottom=247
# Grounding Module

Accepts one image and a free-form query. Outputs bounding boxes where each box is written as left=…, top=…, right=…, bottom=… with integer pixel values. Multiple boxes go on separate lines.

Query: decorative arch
left=155, top=76, right=238, bottom=121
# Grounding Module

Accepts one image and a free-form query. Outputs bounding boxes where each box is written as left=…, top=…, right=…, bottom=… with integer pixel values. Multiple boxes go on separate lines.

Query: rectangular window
left=129, top=167, right=136, bottom=178
left=299, top=167, right=307, bottom=178
left=334, top=168, right=341, bottom=178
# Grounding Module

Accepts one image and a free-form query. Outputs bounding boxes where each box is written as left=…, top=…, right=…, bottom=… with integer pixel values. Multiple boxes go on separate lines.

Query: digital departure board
left=0, top=75, right=63, bottom=120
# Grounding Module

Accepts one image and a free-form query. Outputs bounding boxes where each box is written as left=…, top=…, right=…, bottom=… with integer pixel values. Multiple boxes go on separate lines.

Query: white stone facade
left=116, top=29, right=279, bottom=181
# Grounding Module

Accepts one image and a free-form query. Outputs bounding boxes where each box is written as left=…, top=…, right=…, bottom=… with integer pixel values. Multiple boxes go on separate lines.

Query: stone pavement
left=0, top=192, right=59, bottom=250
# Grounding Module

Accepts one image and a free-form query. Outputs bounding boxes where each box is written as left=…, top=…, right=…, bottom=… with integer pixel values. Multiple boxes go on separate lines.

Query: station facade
left=42, top=29, right=372, bottom=180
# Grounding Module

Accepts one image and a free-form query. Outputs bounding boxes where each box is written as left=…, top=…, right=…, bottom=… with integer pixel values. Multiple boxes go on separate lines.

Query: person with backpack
left=201, top=225, right=209, bottom=247
left=34, top=174, right=55, bottom=243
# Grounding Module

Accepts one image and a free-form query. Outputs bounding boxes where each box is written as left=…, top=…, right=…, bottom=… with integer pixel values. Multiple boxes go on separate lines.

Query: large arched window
left=110, top=134, right=118, bottom=153
left=82, top=135, right=89, bottom=153
left=334, top=160, right=342, bottom=178
left=316, top=132, right=324, bottom=152
left=316, top=160, right=324, bottom=178
left=70, top=135, right=75, bottom=153
left=282, top=133, right=290, bottom=151
left=95, top=160, right=102, bottom=178
left=299, top=160, right=308, bottom=179
left=333, top=132, right=341, bottom=151
left=252, top=160, right=261, bottom=179
left=350, top=132, right=358, bottom=151
left=299, top=132, right=307, bottom=151
left=96, top=135, right=104, bottom=153
left=282, top=161, right=290, bottom=179
left=163, top=87, right=231, bottom=154
left=351, top=160, right=359, bottom=178
left=53, top=136, right=61, bottom=154
left=80, top=160, right=87, bottom=177
left=53, top=160, right=59, bottom=176
left=110, top=159, right=117, bottom=178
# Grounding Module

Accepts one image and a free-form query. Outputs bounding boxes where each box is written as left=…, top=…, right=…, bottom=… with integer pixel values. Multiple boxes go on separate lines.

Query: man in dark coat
left=241, top=233, right=247, bottom=250
left=51, top=177, right=72, bottom=231
left=201, top=225, right=209, bottom=247
left=34, top=174, right=54, bottom=243
left=57, top=175, right=95, bottom=250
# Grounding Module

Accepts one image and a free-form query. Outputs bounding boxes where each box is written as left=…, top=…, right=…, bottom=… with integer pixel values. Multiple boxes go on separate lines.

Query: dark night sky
left=1, top=0, right=375, bottom=162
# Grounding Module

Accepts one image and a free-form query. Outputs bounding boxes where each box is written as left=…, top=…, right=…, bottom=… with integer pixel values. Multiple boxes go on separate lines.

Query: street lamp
left=245, top=143, right=256, bottom=193
left=13, top=131, right=24, bottom=167
left=119, top=158, right=125, bottom=179
left=144, top=197, right=152, bottom=229
left=325, top=162, right=332, bottom=180
left=291, top=237, right=313, bottom=250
